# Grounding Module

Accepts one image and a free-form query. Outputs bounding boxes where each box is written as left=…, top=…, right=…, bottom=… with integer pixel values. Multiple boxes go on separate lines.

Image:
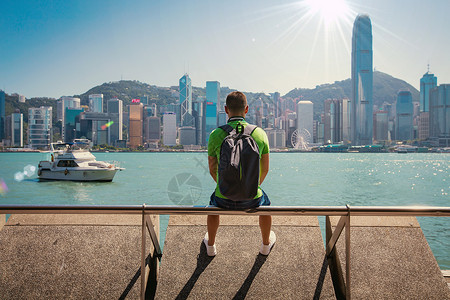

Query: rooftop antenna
left=427, top=62, right=430, bottom=73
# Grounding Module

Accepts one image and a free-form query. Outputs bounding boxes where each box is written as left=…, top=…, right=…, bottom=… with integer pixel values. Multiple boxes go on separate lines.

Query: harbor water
left=0, top=152, right=448, bottom=269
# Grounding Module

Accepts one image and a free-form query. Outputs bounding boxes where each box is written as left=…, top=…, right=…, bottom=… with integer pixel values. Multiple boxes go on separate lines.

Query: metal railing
left=1, top=204, right=449, bottom=300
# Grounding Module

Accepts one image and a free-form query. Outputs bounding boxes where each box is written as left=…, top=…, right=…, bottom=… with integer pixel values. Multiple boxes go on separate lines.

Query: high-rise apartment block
left=429, top=84, right=450, bottom=147
left=179, top=74, right=192, bottom=126
left=351, top=14, right=373, bottom=145
left=396, top=91, right=413, bottom=141
left=107, top=99, right=123, bottom=146
left=163, top=112, right=177, bottom=146
left=28, top=106, right=52, bottom=149
left=129, top=102, right=143, bottom=148
left=89, top=94, right=104, bottom=113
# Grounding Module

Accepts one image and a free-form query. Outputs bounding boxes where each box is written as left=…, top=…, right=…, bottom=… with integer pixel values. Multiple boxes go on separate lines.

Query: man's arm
left=259, top=153, right=269, bottom=184
left=208, top=156, right=218, bottom=183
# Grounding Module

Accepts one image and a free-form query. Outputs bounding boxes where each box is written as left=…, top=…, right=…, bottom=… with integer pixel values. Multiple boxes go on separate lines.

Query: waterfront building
left=217, top=111, right=227, bottom=127
left=429, top=84, right=450, bottom=147
left=373, top=111, right=389, bottom=142
left=57, top=97, right=80, bottom=121
left=179, top=74, right=192, bottom=126
left=192, top=99, right=204, bottom=146
left=28, top=106, right=52, bottom=149
left=0, top=90, right=5, bottom=141
left=351, top=14, right=373, bottom=145
left=266, top=129, right=286, bottom=149
left=204, top=100, right=217, bottom=143
left=179, top=126, right=196, bottom=146
left=129, top=102, right=144, bottom=148
left=324, top=99, right=341, bottom=144
left=206, top=81, right=220, bottom=110
left=7, top=111, right=23, bottom=147
left=145, top=116, right=161, bottom=142
left=420, top=71, right=437, bottom=112
left=163, top=112, right=177, bottom=146
left=396, top=91, right=413, bottom=141
left=107, top=99, right=123, bottom=146
left=64, top=108, right=84, bottom=142
left=58, top=96, right=81, bottom=142
left=89, top=94, right=104, bottom=113
left=297, top=100, right=313, bottom=144
left=340, top=98, right=351, bottom=143
left=79, top=112, right=111, bottom=145
left=419, top=71, right=437, bottom=140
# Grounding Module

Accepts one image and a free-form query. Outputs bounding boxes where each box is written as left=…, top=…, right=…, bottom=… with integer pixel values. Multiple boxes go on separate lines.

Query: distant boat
left=37, top=141, right=124, bottom=182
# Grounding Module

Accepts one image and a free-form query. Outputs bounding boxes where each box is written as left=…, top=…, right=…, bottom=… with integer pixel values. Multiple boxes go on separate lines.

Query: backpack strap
left=243, top=124, right=257, bottom=136
left=219, top=124, right=234, bottom=135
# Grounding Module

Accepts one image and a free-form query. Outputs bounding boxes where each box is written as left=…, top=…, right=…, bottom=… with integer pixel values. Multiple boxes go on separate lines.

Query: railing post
left=326, top=215, right=346, bottom=299
left=141, top=204, right=146, bottom=300
left=345, top=205, right=351, bottom=300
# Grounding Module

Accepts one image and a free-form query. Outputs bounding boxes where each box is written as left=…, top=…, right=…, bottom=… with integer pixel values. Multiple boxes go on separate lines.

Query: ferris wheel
left=291, top=128, right=311, bottom=150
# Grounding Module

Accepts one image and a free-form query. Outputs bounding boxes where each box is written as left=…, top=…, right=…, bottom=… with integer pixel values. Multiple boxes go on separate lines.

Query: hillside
left=284, top=71, right=419, bottom=116
left=6, top=70, right=419, bottom=121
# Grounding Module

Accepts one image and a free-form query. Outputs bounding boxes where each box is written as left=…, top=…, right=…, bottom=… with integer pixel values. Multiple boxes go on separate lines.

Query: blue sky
left=1, top=0, right=449, bottom=98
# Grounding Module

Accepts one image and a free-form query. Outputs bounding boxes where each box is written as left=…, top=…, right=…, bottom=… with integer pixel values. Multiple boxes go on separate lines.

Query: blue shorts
left=209, top=190, right=270, bottom=210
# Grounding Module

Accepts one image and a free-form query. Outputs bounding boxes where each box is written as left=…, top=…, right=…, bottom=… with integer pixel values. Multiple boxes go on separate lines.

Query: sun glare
left=305, top=0, right=350, bottom=27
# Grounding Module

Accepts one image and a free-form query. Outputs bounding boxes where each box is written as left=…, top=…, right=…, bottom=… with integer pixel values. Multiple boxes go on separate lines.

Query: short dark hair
left=226, top=91, right=247, bottom=113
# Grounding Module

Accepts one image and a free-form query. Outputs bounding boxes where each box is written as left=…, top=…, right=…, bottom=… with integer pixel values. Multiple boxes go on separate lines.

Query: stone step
left=155, top=215, right=335, bottom=299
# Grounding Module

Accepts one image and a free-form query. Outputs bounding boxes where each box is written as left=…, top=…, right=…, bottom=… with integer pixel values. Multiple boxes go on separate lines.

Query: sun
left=304, top=0, right=351, bottom=27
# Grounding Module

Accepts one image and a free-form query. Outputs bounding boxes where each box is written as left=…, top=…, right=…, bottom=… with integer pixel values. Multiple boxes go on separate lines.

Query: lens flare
left=0, top=179, right=8, bottom=196
left=101, top=121, right=114, bottom=130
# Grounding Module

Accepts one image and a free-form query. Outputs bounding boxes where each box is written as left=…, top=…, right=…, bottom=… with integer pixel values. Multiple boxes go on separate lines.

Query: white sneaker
left=259, top=231, right=276, bottom=255
left=203, top=232, right=217, bottom=256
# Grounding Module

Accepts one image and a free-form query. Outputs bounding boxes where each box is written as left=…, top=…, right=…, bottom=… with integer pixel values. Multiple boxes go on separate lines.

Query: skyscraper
left=163, top=112, right=177, bottom=146
left=351, top=14, right=373, bottom=145
left=129, top=102, right=143, bottom=148
left=179, top=74, right=192, bottom=126
left=396, top=91, right=413, bottom=141
left=0, top=90, right=5, bottom=141
left=28, top=107, right=52, bottom=149
left=10, top=111, right=23, bottom=147
left=204, top=100, right=217, bottom=143
left=89, top=94, right=104, bottom=113
left=206, top=81, right=220, bottom=109
left=429, top=84, right=450, bottom=147
left=420, top=71, right=437, bottom=112
left=297, top=100, right=313, bottom=143
left=107, top=99, right=123, bottom=146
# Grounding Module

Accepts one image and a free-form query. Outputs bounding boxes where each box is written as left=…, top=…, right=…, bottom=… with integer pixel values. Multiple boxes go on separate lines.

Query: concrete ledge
left=330, top=216, right=450, bottom=299
left=169, top=215, right=319, bottom=226
left=0, top=214, right=159, bottom=299
left=156, top=215, right=335, bottom=299
left=6, top=214, right=142, bottom=226
left=0, top=214, right=4, bottom=231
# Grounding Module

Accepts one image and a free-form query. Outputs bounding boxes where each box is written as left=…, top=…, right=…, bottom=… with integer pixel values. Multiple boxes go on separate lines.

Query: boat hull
left=38, top=168, right=118, bottom=182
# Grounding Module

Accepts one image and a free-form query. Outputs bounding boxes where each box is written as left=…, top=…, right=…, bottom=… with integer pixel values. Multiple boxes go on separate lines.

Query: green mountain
left=284, top=71, right=419, bottom=117
left=6, top=70, right=419, bottom=122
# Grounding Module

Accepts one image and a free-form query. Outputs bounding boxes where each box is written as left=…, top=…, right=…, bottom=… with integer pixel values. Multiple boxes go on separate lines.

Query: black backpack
left=218, top=123, right=260, bottom=201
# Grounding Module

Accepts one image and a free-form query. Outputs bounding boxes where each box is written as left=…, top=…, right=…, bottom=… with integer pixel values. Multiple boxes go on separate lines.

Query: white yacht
left=38, top=141, right=124, bottom=182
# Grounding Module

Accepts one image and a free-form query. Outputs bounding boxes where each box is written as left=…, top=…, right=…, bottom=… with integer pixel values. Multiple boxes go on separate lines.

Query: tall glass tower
left=396, top=91, right=413, bottom=141
left=179, top=74, right=192, bottom=126
left=420, top=71, right=437, bottom=112
left=0, top=90, right=5, bottom=141
left=351, top=14, right=373, bottom=145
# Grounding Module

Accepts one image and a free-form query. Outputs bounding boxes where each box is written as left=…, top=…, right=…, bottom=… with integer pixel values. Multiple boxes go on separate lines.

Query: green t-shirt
left=207, top=117, right=270, bottom=199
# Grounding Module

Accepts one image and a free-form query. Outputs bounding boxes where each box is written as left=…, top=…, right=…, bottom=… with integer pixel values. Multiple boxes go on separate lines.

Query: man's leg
left=207, top=215, right=220, bottom=246
left=259, top=215, right=272, bottom=245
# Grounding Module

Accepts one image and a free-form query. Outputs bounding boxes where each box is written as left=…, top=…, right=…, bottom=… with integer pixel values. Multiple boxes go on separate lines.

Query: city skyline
left=1, top=0, right=449, bottom=98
